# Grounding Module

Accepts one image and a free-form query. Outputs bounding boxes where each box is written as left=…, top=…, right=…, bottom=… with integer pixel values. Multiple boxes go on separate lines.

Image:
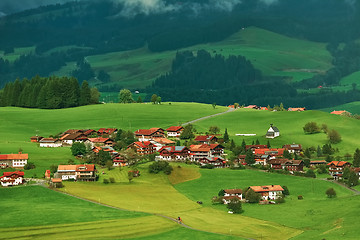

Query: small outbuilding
left=266, top=124, right=280, bottom=139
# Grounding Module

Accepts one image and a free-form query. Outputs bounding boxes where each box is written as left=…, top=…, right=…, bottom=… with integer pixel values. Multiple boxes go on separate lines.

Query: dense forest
left=0, top=76, right=99, bottom=109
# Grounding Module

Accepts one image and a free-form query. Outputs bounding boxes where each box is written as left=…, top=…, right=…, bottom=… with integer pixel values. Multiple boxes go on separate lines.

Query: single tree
left=305, top=169, right=316, bottom=178
left=282, top=186, right=290, bottom=195
left=343, top=166, right=351, bottom=179
left=128, top=171, right=134, bottom=183
left=241, top=139, right=246, bottom=151
left=156, top=96, right=162, bottom=104
left=326, top=188, right=336, bottom=198
left=353, top=148, right=360, bottom=167
left=245, top=188, right=261, bottom=203
left=98, top=149, right=112, bottom=166
left=71, top=142, right=87, bottom=156
left=90, top=87, right=100, bottom=104
left=227, top=198, right=243, bottom=214
left=218, top=189, right=225, bottom=196
left=80, top=80, right=91, bottom=105
left=255, top=139, right=260, bottom=145
left=283, top=150, right=292, bottom=159
left=317, top=145, right=323, bottom=157
left=327, top=129, right=341, bottom=144
left=180, top=124, right=195, bottom=139
left=321, top=123, right=329, bottom=134
left=106, top=160, right=113, bottom=171
left=151, top=94, right=158, bottom=104
left=136, top=96, right=143, bottom=103
left=245, top=149, right=255, bottom=165
left=348, top=170, right=359, bottom=187
left=303, top=122, right=320, bottom=134
left=234, top=103, right=239, bottom=109
left=119, top=89, right=133, bottom=103
left=212, top=102, right=217, bottom=109
left=230, top=139, right=236, bottom=151
left=267, top=140, right=271, bottom=148
left=304, top=148, right=312, bottom=159
left=209, top=126, right=220, bottom=135
left=303, top=158, right=310, bottom=168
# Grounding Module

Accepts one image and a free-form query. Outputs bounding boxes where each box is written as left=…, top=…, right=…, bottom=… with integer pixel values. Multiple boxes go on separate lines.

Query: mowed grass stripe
left=0, top=216, right=178, bottom=240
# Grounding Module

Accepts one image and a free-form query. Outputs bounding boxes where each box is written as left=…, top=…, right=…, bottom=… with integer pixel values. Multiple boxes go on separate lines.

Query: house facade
left=222, top=189, right=243, bottom=204
left=327, top=161, right=352, bottom=180
left=150, top=137, right=175, bottom=151
left=250, top=185, right=284, bottom=200
left=127, top=141, right=155, bottom=155
left=283, top=144, right=302, bottom=154
left=199, top=157, right=227, bottom=168
left=0, top=171, right=25, bottom=186
left=157, top=146, right=190, bottom=161
left=134, top=128, right=165, bottom=141
left=56, top=164, right=97, bottom=181
left=194, top=135, right=218, bottom=144
left=166, top=126, right=184, bottom=138
left=0, top=153, right=28, bottom=168
left=39, top=138, right=62, bottom=147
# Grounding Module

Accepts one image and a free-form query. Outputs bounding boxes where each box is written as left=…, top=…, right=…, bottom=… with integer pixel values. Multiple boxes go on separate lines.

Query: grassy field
left=0, top=103, right=226, bottom=177
left=192, top=108, right=360, bottom=156
left=174, top=168, right=358, bottom=240
left=0, top=46, right=35, bottom=62
left=84, top=27, right=332, bottom=89
left=320, top=101, right=360, bottom=115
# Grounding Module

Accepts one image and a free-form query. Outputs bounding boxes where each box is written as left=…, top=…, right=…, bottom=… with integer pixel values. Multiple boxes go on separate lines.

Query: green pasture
left=0, top=103, right=226, bottom=177
left=339, top=70, right=360, bottom=87
left=193, top=108, right=360, bottom=156
left=0, top=185, right=147, bottom=228
left=175, top=168, right=357, bottom=240
left=84, top=27, right=332, bottom=89
left=100, top=92, right=147, bottom=103
left=0, top=46, right=35, bottom=62
left=320, top=101, right=360, bottom=115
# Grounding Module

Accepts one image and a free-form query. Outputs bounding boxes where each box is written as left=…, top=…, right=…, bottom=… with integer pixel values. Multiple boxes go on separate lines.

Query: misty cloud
left=116, top=0, right=242, bottom=18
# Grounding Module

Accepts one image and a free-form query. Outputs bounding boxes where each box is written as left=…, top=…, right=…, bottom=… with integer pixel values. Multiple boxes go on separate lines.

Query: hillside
left=320, top=101, right=360, bottom=115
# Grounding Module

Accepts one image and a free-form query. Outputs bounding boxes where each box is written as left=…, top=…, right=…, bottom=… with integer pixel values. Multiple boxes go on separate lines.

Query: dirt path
left=324, top=179, right=360, bottom=195
left=182, top=107, right=235, bottom=126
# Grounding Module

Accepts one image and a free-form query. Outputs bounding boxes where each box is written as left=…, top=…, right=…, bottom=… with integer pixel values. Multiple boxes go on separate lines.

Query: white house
left=0, top=152, right=28, bottom=168
left=0, top=171, right=24, bottom=186
left=266, top=124, right=280, bottom=139
left=56, top=165, right=77, bottom=180
left=222, top=189, right=243, bottom=204
left=39, top=138, right=62, bottom=147
left=250, top=185, right=284, bottom=200
left=166, top=126, right=184, bottom=138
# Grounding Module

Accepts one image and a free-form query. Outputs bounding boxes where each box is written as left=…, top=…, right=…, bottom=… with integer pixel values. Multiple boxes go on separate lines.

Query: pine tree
left=80, top=80, right=91, bottom=105
left=255, top=139, right=260, bottom=145
left=317, top=145, right=322, bottom=157
left=223, top=128, right=229, bottom=143
left=353, top=148, right=360, bottom=167
left=267, top=140, right=271, bottom=148
left=245, top=149, right=255, bottom=165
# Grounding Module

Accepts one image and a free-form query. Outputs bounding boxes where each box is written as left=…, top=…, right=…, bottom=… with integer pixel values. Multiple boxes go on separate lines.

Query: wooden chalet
left=268, top=159, right=304, bottom=172
left=254, top=148, right=284, bottom=157
left=56, top=164, right=97, bottom=181
left=283, top=144, right=302, bottom=154
left=310, top=160, right=327, bottom=166
left=249, top=185, right=284, bottom=201
left=97, top=128, right=117, bottom=136
left=0, top=152, right=28, bottom=169
left=127, top=141, right=155, bottom=155
left=246, top=145, right=268, bottom=153
left=166, top=126, right=184, bottom=138
left=199, top=156, right=227, bottom=168
left=327, top=161, right=352, bottom=180
left=134, top=128, right=165, bottom=141
left=86, top=137, right=114, bottom=148
left=194, top=135, right=218, bottom=144
left=223, top=189, right=243, bottom=204
left=0, top=171, right=25, bottom=187
left=39, top=138, right=62, bottom=147
left=189, top=144, right=224, bottom=162
left=157, top=146, right=190, bottom=161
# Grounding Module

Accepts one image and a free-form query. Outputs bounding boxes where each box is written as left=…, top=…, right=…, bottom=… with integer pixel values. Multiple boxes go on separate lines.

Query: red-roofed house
left=0, top=152, right=28, bottom=169
left=189, top=144, right=224, bottom=162
left=288, top=107, right=306, bottom=112
left=199, top=156, right=227, bottom=168
left=45, top=170, right=51, bottom=179
left=98, top=128, right=118, bottom=135
left=194, top=135, right=218, bottom=144
left=157, top=146, right=190, bottom=161
left=244, top=105, right=258, bottom=109
left=86, top=137, right=114, bottom=148
left=56, top=164, right=97, bottom=181
left=246, top=145, right=268, bottom=153
left=254, top=148, right=284, bottom=157
left=166, top=126, right=184, bottom=138
left=0, top=171, right=25, bottom=186
left=127, top=141, right=155, bottom=155
left=331, top=110, right=349, bottom=115
left=250, top=185, right=284, bottom=200
left=327, top=161, right=352, bottom=180
left=30, top=136, right=43, bottom=142
left=150, top=138, right=175, bottom=151
left=223, top=189, right=243, bottom=204
left=134, top=128, right=165, bottom=141
left=39, top=138, right=62, bottom=147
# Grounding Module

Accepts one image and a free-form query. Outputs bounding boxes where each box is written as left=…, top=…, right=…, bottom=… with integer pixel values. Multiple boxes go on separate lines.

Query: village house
left=44, top=170, right=51, bottom=179
left=39, top=138, right=62, bottom=147
left=127, top=141, right=155, bottom=155
left=250, top=185, right=284, bottom=201
left=50, top=178, right=63, bottom=188
left=56, top=164, right=97, bottom=181
left=246, top=145, right=268, bottom=153
left=254, top=148, right=284, bottom=157
left=268, top=159, right=304, bottom=172
left=113, top=156, right=127, bottom=167
left=199, top=156, right=227, bottom=168
left=254, top=154, right=271, bottom=165
left=282, top=144, right=302, bottom=154
left=60, top=132, right=87, bottom=145
left=244, top=105, right=259, bottom=109
left=287, top=107, right=306, bottom=112
left=30, top=136, right=43, bottom=142
left=166, top=126, right=184, bottom=138
left=150, top=137, right=175, bottom=151
left=327, top=161, right=352, bottom=180
left=97, top=128, right=117, bottom=136
left=189, top=144, right=224, bottom=162
left=157, top=146, right=190, bottom=161
left=310, top=160, right=327, bottom=167
left=268, top=159, right=289, bottom=170
left=0, top=171, right=25, bottom=187
left=194, top=135, right=218, bottom=144
left=222, top=189, right=243, bottom=204
left=0, top=152, right=28, bottom=169
left=134, top=128, right=165, bottom=141
left=266, top=124, right=280, bottom=139
left=330, top=110, right=350, bottom=115
left=86, top=137, right=115, bottom=148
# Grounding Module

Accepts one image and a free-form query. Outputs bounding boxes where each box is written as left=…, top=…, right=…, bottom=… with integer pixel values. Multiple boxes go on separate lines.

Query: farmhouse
left=127, top=141, right=155, bottom=155
left=0, top=152, right=28, bottom=168
left=283, top=144, right=302, bottom=154
left=254, top=148, right=284, bottom=157
left=0, top=171, right=25, bottom=187
left=56, top=164, right=97, bottom=181
left=327, top=161, right=352, bottom=180
left=30, top=136, right=43, bottom=142
left=39, top=138, right=62, bottom=147
left=150, top=137, right=175, bottom=151
left=166, top=126, right=184, bottom=138
left=246, top=145, right=268, bottom=153
left=45, top=170, right=51, bottom=179
left=331, top=110, right=349, bottom=115
left=310, top=160, right=327, bottom=166
left=288, top=107, right=306, bottom=112
left=86, top=137, right=114, bottom=148
left=194, top=135, right=218, bottom=144
left=222, top=189, right=243, bottom=204
left=98, top=128, right=117, bottom=135
left=189, top=144, right=224, bottom=162
left=199, top=156, right=227, bottom=168
left=157, top=146, right=190, bottom=161
left=134, top=128, right=165, bottom=141
left=250, top=185, right=284, bottom=200
left=266, top=124, right=280, bottom=139
left=60, top=132, right=86, bottom=145
left=268, top=159, right=304, bottom=172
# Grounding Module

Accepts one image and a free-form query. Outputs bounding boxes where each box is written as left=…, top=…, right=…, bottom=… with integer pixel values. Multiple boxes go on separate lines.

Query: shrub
left=149, top=161, right=173, bottom=174
left=245, top=188, right=261, bottom=203
left=24, top=162, right=36, bottom=170
left=200, top=164, right=214, bottom=169
left=298, top=195, right=303, bottom=200
left=326, top=188, right=336, bottom=198
left=226, top=198, right=243, bottom=214
left=109, top=177, right=115, bottom=183
left=303, top=122, right=320, bottom=134
left=282, top=186, right=290, bottom=195
left=103, top=178, right=110, bottom=184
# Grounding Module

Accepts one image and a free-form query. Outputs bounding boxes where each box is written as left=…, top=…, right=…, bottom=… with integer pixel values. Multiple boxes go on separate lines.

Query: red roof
left=98, top=128, right=117, bottom=135
left=327, top=161, right=351, bottom=167
left=224, top=189, right=243, bottom=194
left=254, top=148, right=284, bottom=156
left=246, top=145, right=268, bottom=150
left=194, top=135, right=216, bottom=142
left=88, top=137, right=110, bottom=143
left=135, top=129, right=157, bottom=136
left=132, top=141, right=153, bottom=148
left=250, top=185, right=284, bottom=193
left=1, top=171, right=25, bottom=177
left=331, top=110, right=348, bottom=115
left=166, top=126, right=184, bottom=132
left=0, top=153, right=28, bottom=160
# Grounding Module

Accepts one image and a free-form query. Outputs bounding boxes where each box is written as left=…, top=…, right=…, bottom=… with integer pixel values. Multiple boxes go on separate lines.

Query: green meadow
left=193, top=108, right=360, bottom=156
left=320, top=101, right=360, bottom=115
left=83, top=27, right=332, bottom=89
left=0, top=103, right=226, bottom=177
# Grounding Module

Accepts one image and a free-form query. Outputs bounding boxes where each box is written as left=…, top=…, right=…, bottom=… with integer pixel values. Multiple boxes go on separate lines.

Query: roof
left=268, top=159, right=289, bottom=165
left=254, top=148, right=284, bottom=156
left=131, top=141, right=154, bottom=148
left=58, top=165, right=77, bottom=171
left=63, top=129, right=82, bottom=135
left=283, top=144, right=302, bottom=150
left=39, top=138, right=60, bottom=143
left=76, top=164, right=95, bottom=172
left=166, top=126, right=184, bottom=132
left=246, top=145, right=268, bottom=150
left=88, top=137, right=110, bottom=143
left=159, top=146, right=188, bottom=153
left=194, top=135, right=216, bottom=142
left=250, top=185, right=284, bottom=193
left=134, top=128, right=163, bottom=136
left=285, top=160, right=303, bottom=166
left=151, top=137, right=175, bottom=145
left=0, top=153, right=28, bottom=160
left=244, top=105, right=258, bottom=109
left=224, top=189, right=243, bottom=194
left=51, top=178, right=62, bottom=183
left=327, top=161, right=351, bottom=167
left=60, top=132, right=83, bottom=140
left=1, top=171, right=25, bottom=177
left=98, top=128, right=117, bottom=134
left=83, top=129, right=95, bottom=135
left=331, top=110, right=348, bottom=115
left=310, top=160, right=327, bottom=164
left=288, top=107, right=306, bottom=111
left=268, top=125, right=280, bottom=132
left=57, top=164, right=95, bottom=172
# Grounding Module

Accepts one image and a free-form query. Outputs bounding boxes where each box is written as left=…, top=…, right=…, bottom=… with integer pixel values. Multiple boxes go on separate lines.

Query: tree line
left=0, top=76, right=99, bottom=109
